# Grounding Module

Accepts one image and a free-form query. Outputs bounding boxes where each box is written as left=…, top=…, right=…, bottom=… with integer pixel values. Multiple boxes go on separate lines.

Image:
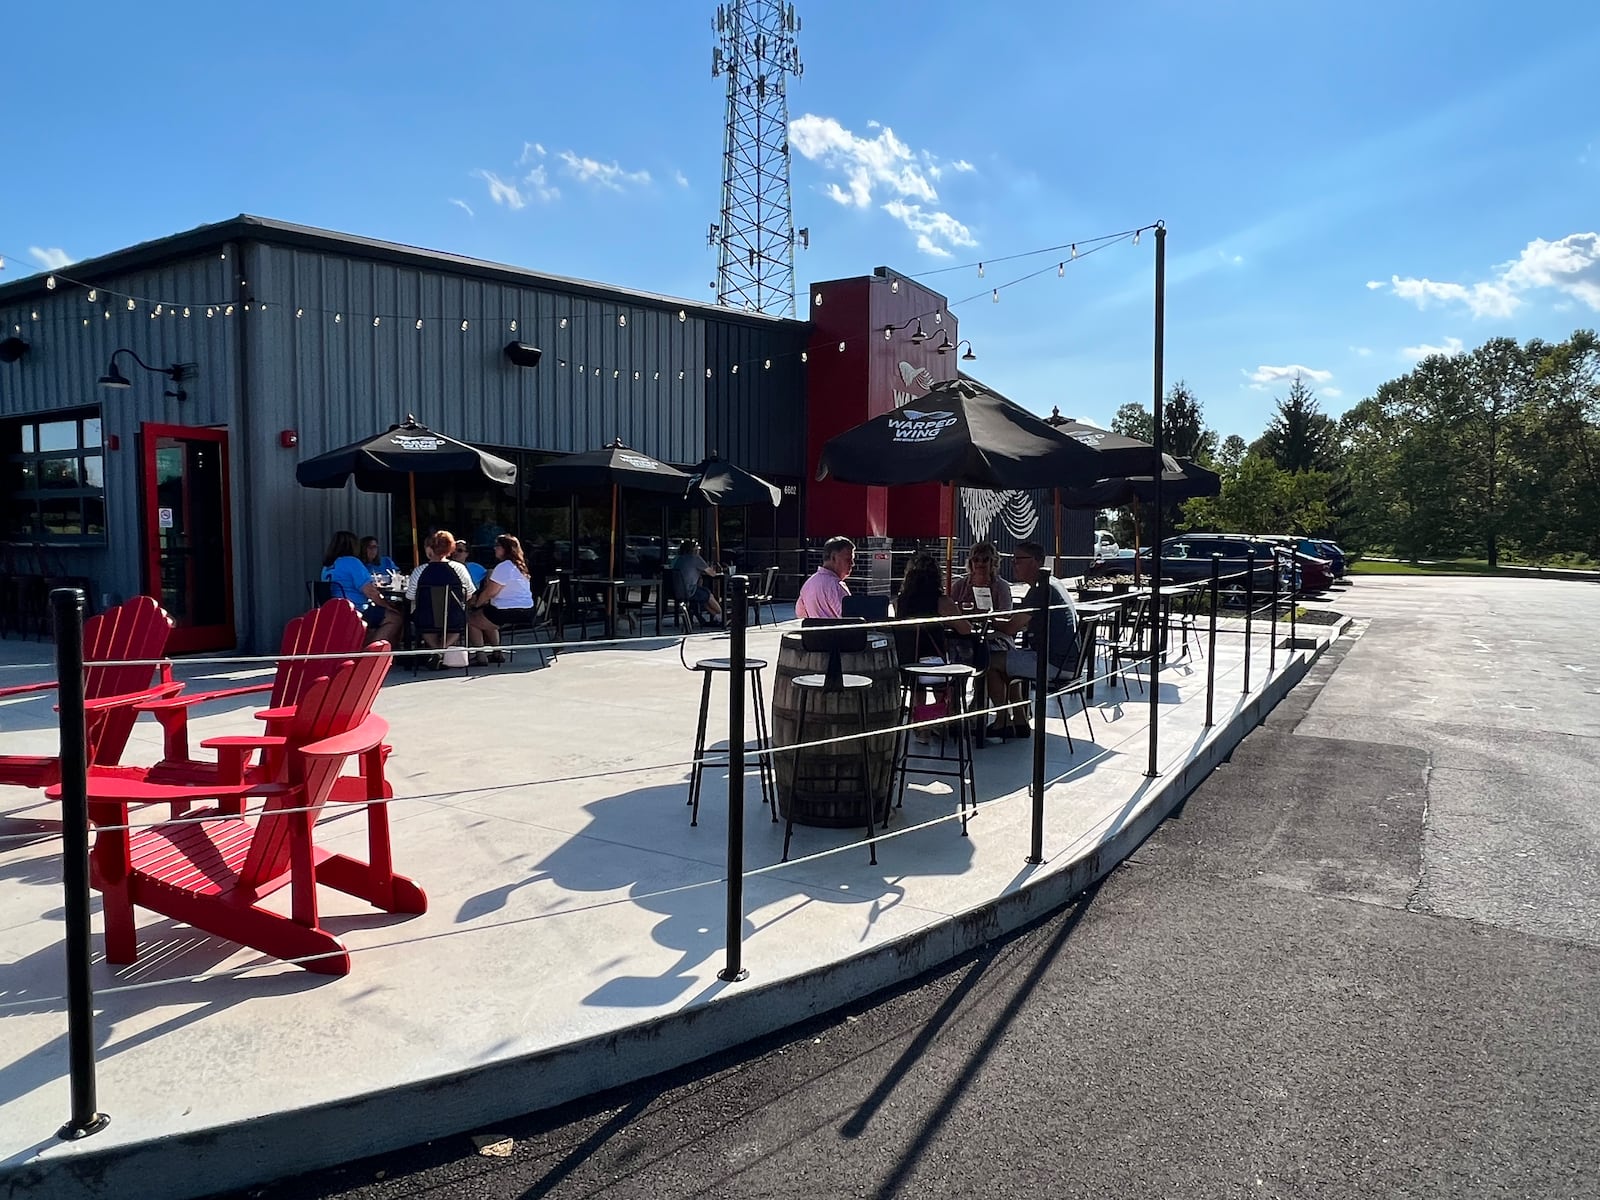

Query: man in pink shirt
left=795, top=536, right=855, bottom=619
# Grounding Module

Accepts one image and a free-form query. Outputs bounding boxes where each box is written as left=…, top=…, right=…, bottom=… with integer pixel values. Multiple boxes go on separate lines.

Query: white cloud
left=880, top=200, right=976, bottom=258
left=1401, top=336, right=1465, bottom=360
left=558, top=151, right=652, bottom=191
left=1349, top=345, right=1373, bottom=356
left=524, top=164, right=559, bottom=202
left=1365, top=280, right=1385, bottom=290
left=1246, top=364, right=1334, bottom=386
left=449, top=198, right=475, bottom=218
left=518, top=141, right=547, bottom=166
left=1384, top=274, right=1521, bottom=318
left=1372, top=231, right=1600, bottom=318
left=1499, top=233, right=1600, bottom=310
left=29, top=246, right=73, bottom=271
left=789, top=113, right=974, bottom=255
left=673, top=169, right=689, bottom=187
left=474, top=169, right=526, bottom=210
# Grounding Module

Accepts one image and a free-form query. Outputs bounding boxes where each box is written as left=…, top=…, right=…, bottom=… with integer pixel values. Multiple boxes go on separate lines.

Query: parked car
left=1299, top=538, right=1347, bottom=579
left=1093, top=529, right=1121, bottom=563
left=1137, top=534, right=1280, bottom=603
left=1254, top=535, right=1334, bottom=595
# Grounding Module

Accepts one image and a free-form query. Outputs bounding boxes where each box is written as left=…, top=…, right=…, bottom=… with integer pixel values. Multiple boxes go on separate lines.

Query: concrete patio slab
left=0, top=604, right=1341, bottom=1198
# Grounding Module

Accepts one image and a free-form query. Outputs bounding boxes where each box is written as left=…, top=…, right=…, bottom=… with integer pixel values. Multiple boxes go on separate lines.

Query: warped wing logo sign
left=618, top=453, right=660, bottom=471
left=894, top=360, right=935, bottom=406
left=392, top=434, right=445, bottom=452
left=888, top=408, right=958, bottom=443
left=961, top=487, right=1038, bottom=541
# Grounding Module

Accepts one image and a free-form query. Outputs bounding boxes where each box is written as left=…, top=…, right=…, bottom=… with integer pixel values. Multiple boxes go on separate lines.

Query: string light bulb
left=1070, top=243, right=1077, bottom=259
left=977, top=262, right=985, bottom=278
left=183, top=306, right=190, bottom=317
left=731, top=364, right=739, bottom=374
left=87, top=289, right=98, bottom=302
left=800, top=351, right=808, bottom=363
left=207, top=306, right=215, bottom=318
left=225, top=305, right=234, bottom=316
left=373, top=316, right=381, bottom=326
left=992, top=289, right=999, bottom=303
left=837, top=341, right=845, bottom=352
left=764, top=359, right=771, bottom=369
left=559, top=317, right=568, bottom=329
left=127, top=298, right=136, bottom=310
left=415, top=319, right=423, bottom=330
left=334, top=312, right=342, bottom=323
left=46, top=275, right=56, bottom=290
left=617, top=314, right=626, bottom=327
left=884, top=326, right=893, bottom=340
left=678, top=310, right=687, bottom=321
left=1133, top=229, right=1141, bottom=245
left=295, top=308, right=304, bottom=318
left=1058, top=262, right=1064, bottom=277
left=509, top=319, right=517, bottom=332
left=461, top=320, right=469, bottom=331
left=891, top=279, right=899, bottom=293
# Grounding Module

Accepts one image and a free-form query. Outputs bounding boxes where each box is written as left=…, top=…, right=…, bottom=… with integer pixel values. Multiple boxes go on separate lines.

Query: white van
left=1093, top=529, right=1120, bottom=562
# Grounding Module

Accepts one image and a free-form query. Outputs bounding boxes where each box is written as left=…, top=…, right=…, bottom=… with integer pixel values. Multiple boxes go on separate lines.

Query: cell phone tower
left=709, top=1, right=807, bottom=316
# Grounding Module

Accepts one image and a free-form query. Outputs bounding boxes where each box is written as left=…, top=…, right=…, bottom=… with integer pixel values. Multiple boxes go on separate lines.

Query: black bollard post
left=1269, top=550, right=1281, bottom=674
left=1242, top=550, right=1255, bottom=696
left=1290, top=555, right=1299, bottom=655
left=1027, top=568, right=1051, bottom=865
left=718, top=574, right=750, bottom=983
left=52, top=588, right=109, bottom=1140
left=1205, top=553, right=1220, bottom=728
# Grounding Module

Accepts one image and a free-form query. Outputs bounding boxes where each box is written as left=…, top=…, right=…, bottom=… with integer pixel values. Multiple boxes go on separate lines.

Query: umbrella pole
left=945, top=484, right=957, bottom=590
left=1053, top=489, right=1062, bottom=561
left=408, top=472, right=419, bottom=567
left=1132, top=500, right=1143, bottom=584
left=609, top=483, right=619, bottom=579
left=714, top=507, right=722, bottom=566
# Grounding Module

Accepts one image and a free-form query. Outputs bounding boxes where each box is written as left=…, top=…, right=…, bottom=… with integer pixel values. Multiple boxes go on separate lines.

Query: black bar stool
left=892, top=663, right=979, bottom=835
left=783, top=621, right=879, bottom=865
left=688, top=655, right=775, bottom=827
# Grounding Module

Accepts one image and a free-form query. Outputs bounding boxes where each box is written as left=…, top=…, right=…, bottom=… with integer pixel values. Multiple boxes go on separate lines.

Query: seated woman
left=451, top=539, right=489, bottom=589
left=405, top=530, right=477, bottom=663
left=321, top=529, right=404, bottom=646
left=467, top=534, right=536, bottom=659
left=949, top=541, right=1014, bottom=614
left=893, top=552, right=970, bottom=743
left=359, top=535, right=399, bottom=578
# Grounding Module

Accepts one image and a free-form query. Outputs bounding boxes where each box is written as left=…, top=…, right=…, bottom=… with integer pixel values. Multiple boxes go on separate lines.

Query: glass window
left=1, top=408, right=106, bottom=545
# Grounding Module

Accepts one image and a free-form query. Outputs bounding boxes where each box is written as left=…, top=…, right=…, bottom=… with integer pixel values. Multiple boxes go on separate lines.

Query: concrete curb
left=6, top=630, right=1340, bottom=1200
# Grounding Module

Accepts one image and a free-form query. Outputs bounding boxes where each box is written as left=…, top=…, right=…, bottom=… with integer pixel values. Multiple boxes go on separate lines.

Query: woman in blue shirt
left=359, top=535, right=399, bottom=576
left=321, top=530, right=403, bottom=646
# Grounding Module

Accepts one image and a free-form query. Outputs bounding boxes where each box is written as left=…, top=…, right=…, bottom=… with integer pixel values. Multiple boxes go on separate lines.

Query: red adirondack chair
left=138, top=599, right=368, bottom=779
left=50, top=648, right=426, bottom=975
left=0, top=595, right=180, bottom=792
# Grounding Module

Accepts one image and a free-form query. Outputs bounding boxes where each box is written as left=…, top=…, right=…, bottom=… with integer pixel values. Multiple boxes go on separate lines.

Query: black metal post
left=1146, top=222, right=1166, bottom=779
left=1290, top=557, right=1299, bottom=654
left=718, top=574, right=750, bottom=983
left=1027, top=567, right=1052, bottom=865
left=1242, top=550, right=1255, bottom=695
left=1269, top=551, right=1281, bottom=674
left=1205, top=553, right=1220, bottom=728
left=52, top=588, right=109, bottom=1140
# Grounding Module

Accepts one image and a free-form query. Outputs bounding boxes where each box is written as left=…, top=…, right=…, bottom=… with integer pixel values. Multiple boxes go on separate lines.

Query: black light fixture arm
left=110, top=348, right=194, bottom=382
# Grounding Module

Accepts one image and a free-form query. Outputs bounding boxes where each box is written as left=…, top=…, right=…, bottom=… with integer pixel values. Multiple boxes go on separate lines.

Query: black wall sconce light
left=881, top=318, right=930, bottom=344
left=933, top=332, right=976, bottom=361
left=0, top=336, right=29, bottom=364
left=504, top=341, right=543, bottom=368
left=97, top=348, right=196, bottom=401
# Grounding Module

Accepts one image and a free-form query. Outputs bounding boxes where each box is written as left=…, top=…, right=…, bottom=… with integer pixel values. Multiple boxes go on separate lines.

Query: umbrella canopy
left=686, top=455, right=782, bottom=507
left=815, top=377, right=1107, bottom=490
left=527, top=438, right=691, bottom=495
left=1045, top=414, right=1179, bottom=479
left=1056, top=459, right=1221, bottom=509
left=295, top=415, right=517, bottom=493
left=294, top=415, right=516, bottom=564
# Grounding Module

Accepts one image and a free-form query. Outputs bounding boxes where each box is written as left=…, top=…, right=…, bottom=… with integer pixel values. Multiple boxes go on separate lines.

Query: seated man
left=669, top=538, right=722, bottom=626
left=983, top=540, right=1079, bottom=737
left=795, top=536, right=855, bottom=620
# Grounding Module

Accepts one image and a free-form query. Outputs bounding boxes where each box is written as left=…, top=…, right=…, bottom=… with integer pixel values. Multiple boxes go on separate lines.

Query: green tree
left=1162, top=380, right=1218, bottom=462
left=1215, top=434, right=1248, bottom=471
left=1110, top=402, right=1152, bottom=444
left=1183, top=453, right=1332, bottom=535
left=1253, top=375, right=1338, bottom=472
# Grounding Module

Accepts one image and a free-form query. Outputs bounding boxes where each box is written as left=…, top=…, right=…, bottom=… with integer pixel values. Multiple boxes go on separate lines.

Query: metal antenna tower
left=710, top=1, right=806, bottom=316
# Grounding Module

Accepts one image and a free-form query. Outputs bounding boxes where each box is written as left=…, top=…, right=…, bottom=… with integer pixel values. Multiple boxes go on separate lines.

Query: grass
left=1350, top=557, right=1593, bottom=577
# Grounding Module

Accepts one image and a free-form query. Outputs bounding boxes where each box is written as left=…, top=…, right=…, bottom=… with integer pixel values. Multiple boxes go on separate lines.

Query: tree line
left=1103, top=329, right=1599, bottom=567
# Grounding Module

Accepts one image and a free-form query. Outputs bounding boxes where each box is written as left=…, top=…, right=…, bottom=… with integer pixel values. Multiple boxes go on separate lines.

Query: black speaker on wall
left=0, top=336, right=28, bottom=364
left=503, top=341, right=543, bottom=368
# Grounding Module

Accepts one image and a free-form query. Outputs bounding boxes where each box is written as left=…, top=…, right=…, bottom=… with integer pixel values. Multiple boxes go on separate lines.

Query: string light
left=373, top=316, right=381, bottom=326
left=415, top=319, right=423, bottom=330
left=334, top=312, right=341, bottom=323
left=296, top=308, right=304, bottom=318
left=837, top=341, right=845, bottom=352
left=977, top=262, right=985, bottom=278
left=1071, top=243, right=1078, bottom=259
left=891, top=280, right=899, bottom=293
left=509, top=320, right=517, bottom=332
left=225, top=305, right=234, bottom=316
left=1133, top=229, right=1140, bottom=245
left=1058, top=263, right=1064, bottom=277
left=46, top=276, right=56, bottom=290
left=152, top=304, right=163, bottom=316
left=87, top=289, right=97, bottom=302
left=183, top=306, right=190, bottom=317
left=460, top=320, right=469, bottom=331
left=992, top=289, right=999, bottom=303
left=800, top=351, right=808, bottom=363
left=206, top=307, right=215, bottom=318
left=127, top=298, right=136, bottom=311
left=617, top=314, right=626, bottom=327
left=731, top=364, right=739, bottom=374
left=764, top=359, right=771, bottom=369
left=559, top=317, right=568, bottom=329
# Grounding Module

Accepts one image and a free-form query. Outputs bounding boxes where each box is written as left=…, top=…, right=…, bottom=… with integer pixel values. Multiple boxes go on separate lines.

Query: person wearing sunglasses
left=983, top=540, right=1079, bottom=738
left=949, top=541, right=1013, bottom=615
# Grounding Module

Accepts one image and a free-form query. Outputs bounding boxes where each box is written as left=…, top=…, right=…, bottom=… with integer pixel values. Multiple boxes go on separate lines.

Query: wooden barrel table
left=771, top=632, right=901, bottom=828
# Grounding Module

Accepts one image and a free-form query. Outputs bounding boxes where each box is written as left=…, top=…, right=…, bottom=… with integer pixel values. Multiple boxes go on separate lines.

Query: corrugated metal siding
left=0, top=252, right=243, bottom=610
left=704, top=317, right=808, bottom=477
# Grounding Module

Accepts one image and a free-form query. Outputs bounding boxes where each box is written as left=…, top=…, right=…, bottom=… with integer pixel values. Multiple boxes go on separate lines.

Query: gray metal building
left=0, top=216, right=809, bottom=652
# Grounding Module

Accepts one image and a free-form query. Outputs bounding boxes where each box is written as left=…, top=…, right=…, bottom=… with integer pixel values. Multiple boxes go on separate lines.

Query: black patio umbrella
left=528, top=438, right=692, bottom=577
left=295, top=414, right=517, bottom=564
left=817, top=377, right=1108, bottom=582
left=685, top=454, right=782, bottom=564
left=1058, top=459, right=1222, bottom=581
left=1042, top=407, right=1180, bottom=559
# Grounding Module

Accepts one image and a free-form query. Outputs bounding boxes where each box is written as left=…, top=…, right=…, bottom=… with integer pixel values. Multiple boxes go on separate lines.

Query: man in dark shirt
left=983, top=540, right=1079, bottom=736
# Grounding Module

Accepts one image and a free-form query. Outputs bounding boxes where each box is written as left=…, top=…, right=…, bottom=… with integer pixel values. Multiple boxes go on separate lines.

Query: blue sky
left=5, top=0, right=1598, bottom=441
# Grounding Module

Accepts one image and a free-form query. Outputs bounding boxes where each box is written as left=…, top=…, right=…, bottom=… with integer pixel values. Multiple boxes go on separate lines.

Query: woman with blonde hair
left=468, top=533, right=535, bottom=657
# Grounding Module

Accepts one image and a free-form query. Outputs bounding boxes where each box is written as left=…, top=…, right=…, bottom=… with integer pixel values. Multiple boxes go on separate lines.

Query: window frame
left=3, top=408, right=108, bottom=544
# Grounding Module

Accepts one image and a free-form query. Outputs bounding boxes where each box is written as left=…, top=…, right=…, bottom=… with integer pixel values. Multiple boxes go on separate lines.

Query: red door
left=141, top=423, right=236, bottom=653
